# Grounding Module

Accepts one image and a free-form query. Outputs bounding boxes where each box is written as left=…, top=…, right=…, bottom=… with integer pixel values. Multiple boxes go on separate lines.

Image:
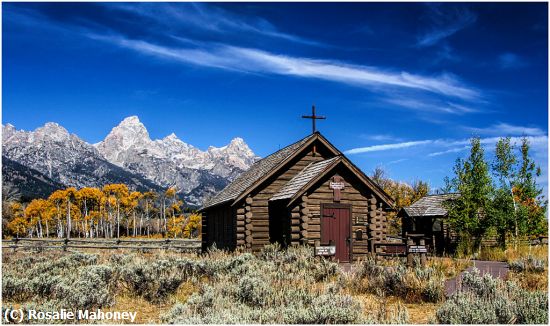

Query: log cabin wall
left=201, top=204, right=235, bottom=251
left=242, top=144, right=333, bottom=251
left=293, top=166, right=388, bottom=258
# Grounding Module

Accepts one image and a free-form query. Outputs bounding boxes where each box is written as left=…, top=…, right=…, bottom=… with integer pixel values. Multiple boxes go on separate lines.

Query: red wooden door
left=321, top=204, right=351, bottom=262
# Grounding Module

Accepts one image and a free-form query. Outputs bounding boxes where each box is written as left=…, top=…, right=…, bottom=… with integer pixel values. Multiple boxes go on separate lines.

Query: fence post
left=419, top=238, right=427, bottom=266
left=63, top=238, right=69, bottom=252
left=13, top=237, right=19, bottom=252
left=406, top=237, right=414, bottom=267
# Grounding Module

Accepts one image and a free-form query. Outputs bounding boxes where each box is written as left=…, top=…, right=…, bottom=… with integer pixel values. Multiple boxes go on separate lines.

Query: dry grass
left=427, top=257, right=471, bottom=279
left=105, top=294, right=165, bottom=324
left=351, top=293, right=439, bottom=324
left=478, top=244, right=548, bottom=262
left=404, top=302, right=440, bottom=324
left=474, top=245, right=549, bottom=293
left=507, top=270, right=548, bottom=292
left=104, top=281, right=199, bottom=324
left=353, top=293, right=408, bottom=324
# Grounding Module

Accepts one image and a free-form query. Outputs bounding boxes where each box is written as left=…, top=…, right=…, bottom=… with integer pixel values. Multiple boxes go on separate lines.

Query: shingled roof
left=202, top=133, right=316, bottom=209
left=402, top=193, right=460, bottom=217
left=270, top=157, right=340, bottom=201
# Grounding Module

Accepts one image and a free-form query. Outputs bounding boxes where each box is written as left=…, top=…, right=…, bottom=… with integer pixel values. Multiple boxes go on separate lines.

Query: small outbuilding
left=399, top=193, right=460, bottom=255
left=200, top=132, right=395, bottom=262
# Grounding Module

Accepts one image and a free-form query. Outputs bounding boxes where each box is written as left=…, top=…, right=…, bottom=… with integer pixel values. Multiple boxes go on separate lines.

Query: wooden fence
left=2, top=237, right=201, bottom=253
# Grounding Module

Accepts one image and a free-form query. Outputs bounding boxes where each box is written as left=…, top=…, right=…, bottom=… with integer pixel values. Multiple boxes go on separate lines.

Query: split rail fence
left=2, top=238, right=201, bottom=253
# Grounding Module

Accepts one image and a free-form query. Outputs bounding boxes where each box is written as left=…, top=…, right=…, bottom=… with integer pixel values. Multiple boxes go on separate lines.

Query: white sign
left=408, top=245, right=427, bottom=253
left=329, top=182, right=345, bottom=190
left=315, top=246, right=336, bottom=256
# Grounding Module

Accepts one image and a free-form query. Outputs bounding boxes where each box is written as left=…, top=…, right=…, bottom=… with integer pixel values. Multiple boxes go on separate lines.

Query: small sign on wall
left=355, top=215, right=367, bottom=224
left=329, top=181, right=345, bottom=190
left=315, top=245, right=336, bottom=256
left=330, top=175, right=345, bottom=202
left=408, top=245, right=427, bottom=253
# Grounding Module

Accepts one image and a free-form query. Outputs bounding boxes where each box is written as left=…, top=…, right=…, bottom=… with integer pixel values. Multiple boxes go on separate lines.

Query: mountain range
left=2, top=116, right=259, bottom=207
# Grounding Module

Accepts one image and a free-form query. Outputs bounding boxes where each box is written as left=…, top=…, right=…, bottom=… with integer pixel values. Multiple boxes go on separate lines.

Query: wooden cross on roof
left=302, top=105, right=326, bottom=134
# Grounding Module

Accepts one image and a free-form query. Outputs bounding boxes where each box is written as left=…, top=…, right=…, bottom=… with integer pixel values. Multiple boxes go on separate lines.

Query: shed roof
left=202, top=133, right=315, bottom=209
left=402, top=193, right=460, bottom=217
left=270, top=157, right=340, bottom=201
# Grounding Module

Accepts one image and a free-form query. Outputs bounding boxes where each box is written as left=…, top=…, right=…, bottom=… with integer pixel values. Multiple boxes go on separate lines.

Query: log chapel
left=200, top=128, right=395, bottom=262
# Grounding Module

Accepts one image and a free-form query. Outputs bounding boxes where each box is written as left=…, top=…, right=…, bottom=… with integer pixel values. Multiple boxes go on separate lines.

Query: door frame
left=320, top=203, right=353, bottom=262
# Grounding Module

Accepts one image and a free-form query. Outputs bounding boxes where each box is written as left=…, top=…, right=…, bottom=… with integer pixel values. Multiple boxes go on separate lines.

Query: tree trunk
left=116, top=203, right=120, bottom=239
left=67, top=198, right=72, bottom=239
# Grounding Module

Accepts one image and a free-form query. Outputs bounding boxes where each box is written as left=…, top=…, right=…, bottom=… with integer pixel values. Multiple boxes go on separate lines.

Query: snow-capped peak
left=163, top=132, right=180, bottom=142
left=120, top=115, right=141, bottom=126
left=3, top=117, right=260, bottom=207
left=101, top=116, right=150, bottom=147
left=33, top=122, right=72, bottom=143
left=3, top=123, right=16, bottom=136
left=95, top=115, right=258, bottom=176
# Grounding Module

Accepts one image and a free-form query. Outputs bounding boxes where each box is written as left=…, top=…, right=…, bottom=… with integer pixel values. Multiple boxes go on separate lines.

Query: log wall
left=292, top=166, right=389, bottom=258
left=201, top=204, right=235, bottom=251
left=247, top=145, right=330, bottom=251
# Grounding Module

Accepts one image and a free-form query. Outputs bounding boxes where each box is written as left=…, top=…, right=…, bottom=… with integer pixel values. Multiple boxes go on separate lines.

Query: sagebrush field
left=2, top=245, right=548, bottom=324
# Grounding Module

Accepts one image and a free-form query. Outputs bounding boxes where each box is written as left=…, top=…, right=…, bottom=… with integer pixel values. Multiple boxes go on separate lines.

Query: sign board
left=408, top=245, right=427, bottom=253
left=329, top=182, right=345, bottom=190
left=315, top=246, right=336, bottom=256
left=355, top=215, right=366, bottom=224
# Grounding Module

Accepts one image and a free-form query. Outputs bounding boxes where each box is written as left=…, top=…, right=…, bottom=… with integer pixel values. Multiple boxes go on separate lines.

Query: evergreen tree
left=446, top=137, right=494, bottom=254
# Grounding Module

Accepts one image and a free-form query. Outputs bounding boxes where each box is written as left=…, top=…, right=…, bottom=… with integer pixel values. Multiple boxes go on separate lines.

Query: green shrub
left=237, top=273, right=272, bottom=307
left=116, top=257, right=198, bottom=302
left=2, top=274, right=30, bottom=301
left=436, top=270, right=548, bottom=324
left=509, top=256, right=546, bottom=273
left=53, top=265, right=114, bottom=310
left=353, top=257, right=445, bottom=303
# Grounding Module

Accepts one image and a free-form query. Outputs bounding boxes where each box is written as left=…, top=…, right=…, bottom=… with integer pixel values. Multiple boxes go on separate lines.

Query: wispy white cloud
left=345, top=140, right=433, bottom=154
left=386, top=98, right=478, bottom=114
left=465, top=122, right=545, bottom=137
left=111, top=2, right=327, bottom=47
left=8, top=3, right=483, bottom=108
left=428, top=146, right=469, bottom=157
left=498, top=52, right=528, bottom=69
left=345, top=135, right=548, bottom=155
left=417, top=5, right=477, bottom=47
left=91, top=35, right=479, bottom=100
left=388, top=158, right=409, bottom=165
left=361, top=134, right=403, bottom=142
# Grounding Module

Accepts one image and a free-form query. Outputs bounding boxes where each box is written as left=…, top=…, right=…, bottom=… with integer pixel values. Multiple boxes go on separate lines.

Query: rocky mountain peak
left=34, top=122, right=71, bottom=142
left=113, top=116, right=150, bottom=140
left=96, top=116, right=153, bottom=165
left=228, top=137, right=252, bottom=151
left=163, top=132, right=180, bottom=142
left=2, top=124, right=17, bottom=139
left=4, top=116, right=259, bottom=206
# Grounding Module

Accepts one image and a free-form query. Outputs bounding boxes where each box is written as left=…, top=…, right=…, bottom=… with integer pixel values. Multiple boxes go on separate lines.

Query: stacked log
left=367, top=195, right=385, bottom=252
left=236, top=206, right=246, bottom=247
left=290, top=205, right=301, bottom=245
left=201, top=211, right=208, bottom=250
left=244, top=196, right=253, bottom=248
left=368, top=195, right=378, bottom=239
left=299, top=196, right=309, bottom=244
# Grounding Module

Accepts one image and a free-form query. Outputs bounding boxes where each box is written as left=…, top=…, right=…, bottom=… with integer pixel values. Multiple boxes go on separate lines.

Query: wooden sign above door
left=330, top=175, right=344, bottom=202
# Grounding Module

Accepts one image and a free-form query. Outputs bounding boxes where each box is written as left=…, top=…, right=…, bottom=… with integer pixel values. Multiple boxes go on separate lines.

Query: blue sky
left=3, top=2, right=548, bottom=192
